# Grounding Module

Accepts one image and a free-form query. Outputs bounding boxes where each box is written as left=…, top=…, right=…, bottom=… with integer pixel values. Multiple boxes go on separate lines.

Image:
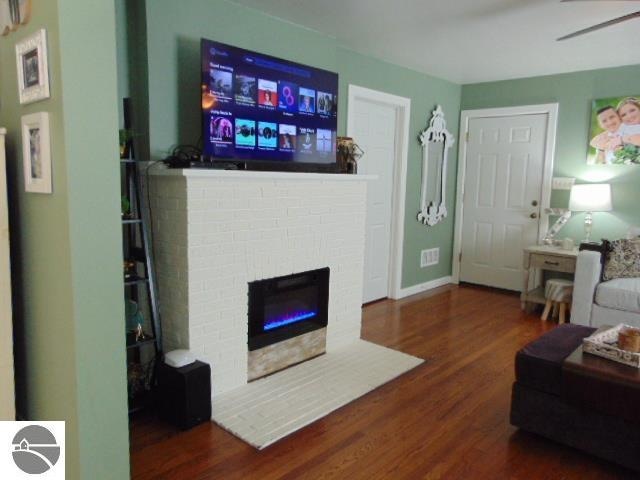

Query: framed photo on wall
left=21, top=112, right=52, bottom=194
left=15, top=28, right=50, bottom=104
left=588, top=96, right=640, bottom=165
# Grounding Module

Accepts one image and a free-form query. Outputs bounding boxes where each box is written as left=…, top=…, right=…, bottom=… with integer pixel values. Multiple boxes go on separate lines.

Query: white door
left=351, top=99, right=397, bottom=303
left=459, top=114, right=548, bottom=291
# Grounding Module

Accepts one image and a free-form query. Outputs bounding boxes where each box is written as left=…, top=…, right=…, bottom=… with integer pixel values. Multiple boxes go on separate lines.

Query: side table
left=521, top=245, right=578, bottom=312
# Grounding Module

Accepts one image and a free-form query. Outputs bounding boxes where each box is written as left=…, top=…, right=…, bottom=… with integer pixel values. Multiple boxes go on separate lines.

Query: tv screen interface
left=201, top=39, right=338, bottom=165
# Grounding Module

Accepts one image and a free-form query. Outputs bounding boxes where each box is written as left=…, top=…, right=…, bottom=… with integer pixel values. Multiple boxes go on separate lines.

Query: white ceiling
left=229, top=0, right=640, bottom=84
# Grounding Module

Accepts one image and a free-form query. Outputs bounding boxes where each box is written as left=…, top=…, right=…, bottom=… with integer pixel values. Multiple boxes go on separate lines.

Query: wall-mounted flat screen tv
left=201, top=38, right=339, bottom=172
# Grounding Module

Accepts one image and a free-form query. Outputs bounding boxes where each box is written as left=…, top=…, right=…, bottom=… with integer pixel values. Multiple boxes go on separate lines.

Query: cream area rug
left=211, top=340, right=424, bottom=449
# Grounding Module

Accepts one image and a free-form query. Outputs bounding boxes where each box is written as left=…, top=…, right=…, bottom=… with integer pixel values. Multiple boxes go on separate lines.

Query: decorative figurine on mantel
left=336, top=137, right=364, bottom=174
left=418, top=105, right=454, bottom=226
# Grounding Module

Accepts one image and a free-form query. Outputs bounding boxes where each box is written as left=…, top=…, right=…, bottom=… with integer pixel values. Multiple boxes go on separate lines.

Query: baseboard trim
left=393, top=276, right=452, bottom=300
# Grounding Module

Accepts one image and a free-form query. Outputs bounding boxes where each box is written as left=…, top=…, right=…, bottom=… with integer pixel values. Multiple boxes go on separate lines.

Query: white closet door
left=351, top=99, right=397, bottom=303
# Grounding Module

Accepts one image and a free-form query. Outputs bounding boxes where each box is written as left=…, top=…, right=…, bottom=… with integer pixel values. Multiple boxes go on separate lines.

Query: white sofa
left=571, top=250, right=640, bottom=328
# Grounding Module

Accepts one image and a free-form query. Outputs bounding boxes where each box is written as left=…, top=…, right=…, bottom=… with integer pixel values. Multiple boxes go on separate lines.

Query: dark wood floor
left=130, top=284, right=633, bottom=479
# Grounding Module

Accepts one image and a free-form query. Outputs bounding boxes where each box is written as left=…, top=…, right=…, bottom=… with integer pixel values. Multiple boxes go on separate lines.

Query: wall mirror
left=418, top=105, right=454, bottom=226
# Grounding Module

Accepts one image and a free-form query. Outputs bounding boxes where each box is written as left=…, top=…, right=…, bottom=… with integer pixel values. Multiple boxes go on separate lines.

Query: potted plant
left=121, top=195, right=132, bottom=218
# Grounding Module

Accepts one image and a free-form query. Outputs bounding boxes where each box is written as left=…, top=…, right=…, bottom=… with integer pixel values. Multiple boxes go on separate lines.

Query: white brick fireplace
left=148, top=168, right=372, bottom=394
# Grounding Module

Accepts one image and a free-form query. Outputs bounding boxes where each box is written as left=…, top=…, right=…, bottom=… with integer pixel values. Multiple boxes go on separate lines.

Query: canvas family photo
left=588, top=95, right=640, bottom=165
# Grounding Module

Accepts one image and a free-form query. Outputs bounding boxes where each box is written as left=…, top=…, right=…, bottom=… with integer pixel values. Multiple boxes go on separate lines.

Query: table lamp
left=569, top=183, right=612, bottom=243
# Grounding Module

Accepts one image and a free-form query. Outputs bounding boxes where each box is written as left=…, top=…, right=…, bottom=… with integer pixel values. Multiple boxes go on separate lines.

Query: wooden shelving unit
left=121, top=155, right=162, bottom=414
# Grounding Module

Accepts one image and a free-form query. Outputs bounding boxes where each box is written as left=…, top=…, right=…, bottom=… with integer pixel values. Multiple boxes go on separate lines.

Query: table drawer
left=530, top=253, right=576, bottom=273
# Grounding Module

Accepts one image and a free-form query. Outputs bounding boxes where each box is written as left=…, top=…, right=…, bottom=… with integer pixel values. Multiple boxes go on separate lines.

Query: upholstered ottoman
left=511, top=324, right=640, bottom=472
left=514, top=324, right=594, bottom=396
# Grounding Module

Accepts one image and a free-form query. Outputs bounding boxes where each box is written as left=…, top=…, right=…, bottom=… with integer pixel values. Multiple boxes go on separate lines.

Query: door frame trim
left=347, top=84, right=411, bottom=300
left=451, top=103, right=559, bottom=284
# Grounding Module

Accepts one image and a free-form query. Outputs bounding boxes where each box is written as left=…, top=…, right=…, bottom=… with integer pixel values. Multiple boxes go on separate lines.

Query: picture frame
left=21, top=112, right=52, bottom=194
left=588, top=95, right=640, bottom=165
left=17, top=0, right=32, bottom=26
left=0, top=0, right=32, bottom=36
left=15, top=28, right=49, bottom=104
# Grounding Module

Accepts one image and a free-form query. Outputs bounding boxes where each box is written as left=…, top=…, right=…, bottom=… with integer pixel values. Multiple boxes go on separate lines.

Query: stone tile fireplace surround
left=148, top=168, right=373, bottom=394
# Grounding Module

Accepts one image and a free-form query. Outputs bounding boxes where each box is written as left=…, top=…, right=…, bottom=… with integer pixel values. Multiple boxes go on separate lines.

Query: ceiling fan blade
left=557, top=10, right=640, bottom=40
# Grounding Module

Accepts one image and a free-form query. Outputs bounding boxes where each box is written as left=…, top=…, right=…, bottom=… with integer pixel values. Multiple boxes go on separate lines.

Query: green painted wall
left=336, top=48, right=461, bottom=287
left=461, top=64, right=640, bottom=242
left=139, top=0, right=461, bottom=289
left=56, top=1, right=130, bottom=478
left=0, top=0, right=129, bottom=478
left=116, top=0, right=149, bottom=163
left=115, top=0, right=130, bottom=128
left=0, top=3, right=79, bottom=475
left=144, top=0, right=338, bottom=159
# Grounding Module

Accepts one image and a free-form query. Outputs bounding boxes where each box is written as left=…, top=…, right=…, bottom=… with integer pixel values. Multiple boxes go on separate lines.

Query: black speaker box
left=157, top=360, right=212, bottom=430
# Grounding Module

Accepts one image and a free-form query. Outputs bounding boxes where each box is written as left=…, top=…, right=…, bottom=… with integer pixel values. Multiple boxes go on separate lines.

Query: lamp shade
left=569, top=183, right=612, bottom=212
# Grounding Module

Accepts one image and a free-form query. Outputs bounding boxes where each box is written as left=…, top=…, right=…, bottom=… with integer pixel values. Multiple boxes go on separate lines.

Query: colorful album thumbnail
left=258, top=121, right=278, bottom=149
left=316, top=129, right=333, bottom=153
left=234, top=74, right=256, bottom=105
left=298, top=127, right=316, bottom=153
left=258, top=79, right=278, bottom=107
left=209, top=69, right=233, bottom=102
left=235, top=118, right=256, bottom=147
left=298, top=87, right=316, bottom=114
left=279, top=124, right=296, bottom=151
left=209, top=115, right=234, bottom=144
left=317, top=92, right=333, bottom=116
left=278, top=81, right=298, bottom=112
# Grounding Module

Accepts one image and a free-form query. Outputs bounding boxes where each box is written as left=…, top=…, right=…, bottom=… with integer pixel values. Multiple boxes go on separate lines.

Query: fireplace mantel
left=149, top=165, right=377, bottom=182
left=148, top=169, right=371, bottom=394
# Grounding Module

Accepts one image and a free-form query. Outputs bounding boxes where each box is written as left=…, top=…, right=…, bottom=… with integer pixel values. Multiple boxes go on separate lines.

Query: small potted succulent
left=121, top=196, right=132, bottom=218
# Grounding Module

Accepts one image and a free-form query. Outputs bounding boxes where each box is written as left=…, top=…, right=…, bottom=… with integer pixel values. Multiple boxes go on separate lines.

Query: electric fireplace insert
left=248, top=267, right=329, bottom=351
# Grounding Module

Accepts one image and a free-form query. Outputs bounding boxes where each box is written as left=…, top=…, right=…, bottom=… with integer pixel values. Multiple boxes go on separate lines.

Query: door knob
left=530, top=213, right=538, bottom=219
left=531, top=200, right=538, bottom=207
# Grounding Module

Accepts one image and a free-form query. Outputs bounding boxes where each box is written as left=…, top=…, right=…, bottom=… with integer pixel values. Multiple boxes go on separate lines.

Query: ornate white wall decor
left=418, top=105, right=454, bottom=226
left=542, top=208, right=572, bottom=245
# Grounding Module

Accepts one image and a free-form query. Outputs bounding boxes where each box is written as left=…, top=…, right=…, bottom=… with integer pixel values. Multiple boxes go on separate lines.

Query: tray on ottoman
left=583, top=324, right=640, bottom=368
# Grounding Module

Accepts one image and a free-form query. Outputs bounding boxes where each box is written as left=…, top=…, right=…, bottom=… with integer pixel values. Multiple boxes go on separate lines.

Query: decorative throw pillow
left=602, top=238, right=640, bottom=281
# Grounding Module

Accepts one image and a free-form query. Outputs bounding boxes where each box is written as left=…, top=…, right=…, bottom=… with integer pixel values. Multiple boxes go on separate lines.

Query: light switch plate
left=552, top=177, right=575, bottom=190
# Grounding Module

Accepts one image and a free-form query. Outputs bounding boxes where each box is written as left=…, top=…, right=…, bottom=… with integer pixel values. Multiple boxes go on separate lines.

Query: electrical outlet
left=420, top=248, right=439, bottom=268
